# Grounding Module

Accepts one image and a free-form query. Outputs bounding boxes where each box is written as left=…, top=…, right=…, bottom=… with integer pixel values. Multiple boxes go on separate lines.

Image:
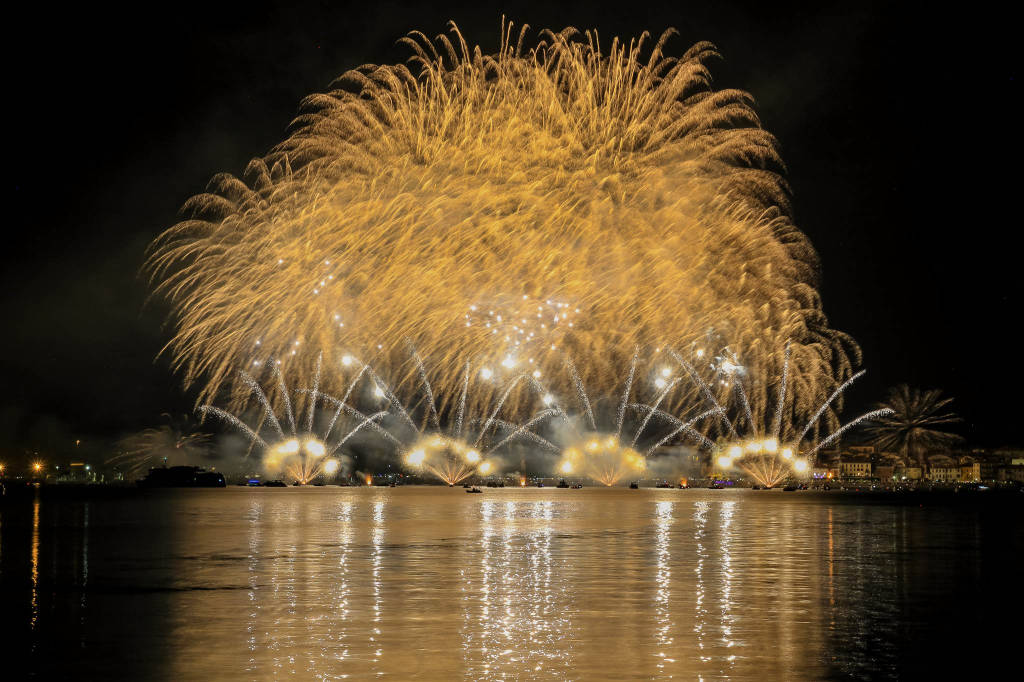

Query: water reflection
left=30, top=492, right=40, bottom=632
left=1, top=488, right=1021, bottom=679
left=653, top=500, right=673, bottom=675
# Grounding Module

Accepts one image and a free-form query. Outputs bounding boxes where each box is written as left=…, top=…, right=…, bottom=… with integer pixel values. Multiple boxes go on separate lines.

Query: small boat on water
left=708, top=483, right=724, bottom=489
left=571, top=484, right=583, bottom=489
left=782, top=484, right=798, bottom=491
left=466, top=487, right=483, bottom=493
left=629, top=481, right=639, bottom=489
left=656, top=482, right=673, bottom=489
left=556, top=479, right=570, bottom=488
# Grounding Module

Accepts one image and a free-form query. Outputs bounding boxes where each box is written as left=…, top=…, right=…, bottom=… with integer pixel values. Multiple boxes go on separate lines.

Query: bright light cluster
left=403, top=436, right=493, bottom=486
left=714, top=437, right=808, bottom=488
left=559, top=435, right=646, bottom=487
left=264, top=437, right=340, bottom=484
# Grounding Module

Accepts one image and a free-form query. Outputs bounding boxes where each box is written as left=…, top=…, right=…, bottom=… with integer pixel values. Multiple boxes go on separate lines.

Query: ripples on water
left=1, top=487, right=1021, bottom=679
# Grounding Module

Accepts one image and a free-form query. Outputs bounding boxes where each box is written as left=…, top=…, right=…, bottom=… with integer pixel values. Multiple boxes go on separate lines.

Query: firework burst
left=147, top=19, right=857, bottom=422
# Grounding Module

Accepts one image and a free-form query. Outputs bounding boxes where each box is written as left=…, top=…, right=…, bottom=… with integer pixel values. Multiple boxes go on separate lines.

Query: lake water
left=1, top=486, right=1021, bottom=679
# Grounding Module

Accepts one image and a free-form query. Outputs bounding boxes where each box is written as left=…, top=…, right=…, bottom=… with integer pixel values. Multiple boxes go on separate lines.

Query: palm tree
left=865, top=385, right=962, bottom=469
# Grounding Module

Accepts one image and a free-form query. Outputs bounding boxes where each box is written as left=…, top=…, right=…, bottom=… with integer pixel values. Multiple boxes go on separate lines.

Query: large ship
left=138, top=466, right=226, bottom=488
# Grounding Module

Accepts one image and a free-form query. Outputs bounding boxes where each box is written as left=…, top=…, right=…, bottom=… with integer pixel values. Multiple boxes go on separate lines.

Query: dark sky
left=2, top=1, right=1019, bottom=461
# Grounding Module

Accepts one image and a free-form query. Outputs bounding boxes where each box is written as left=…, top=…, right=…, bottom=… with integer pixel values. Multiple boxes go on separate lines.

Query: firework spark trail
left=196, top=406, right=268, bottom=449
left=485, top=408, right=559, bottom=453
left=566, top=358, right=597, bottom=432
left=804, top=408, right=895, bottom=460
left=362, top=366, right=418, bottom=434
left=479, top=418, right=563, bottom=455
left=454, top=362, right=470, bottom=438
left=475, top=374, right=529, bottom=447
left=410, top=346, right=441, bottom=430
left=306, top=352, right=322, bottom=434
left=734, top=378, right=755, bottom=434
left=147, top=20, right=857, bottom=421
left=524, top=374, right=580, bottom=438
left=642, top=407, right=722, bottom=455
left=670, top=350, right=738, bottom=438
left=274, top=364, right=296, bottom=435
left=771, top=342, right=791, bottom=438
left=615, top=348, right=639, bottom=438
left=238, top=372, right=284, bottom=439
left=329, top=410, right=388, bottom=456
left=630, top=378, right=681, bottom=447
left=797, top=370, right=867, bottom=445
left=316, top=394, right=406, bottom=449
left=325, top=363, right=369, bottom=441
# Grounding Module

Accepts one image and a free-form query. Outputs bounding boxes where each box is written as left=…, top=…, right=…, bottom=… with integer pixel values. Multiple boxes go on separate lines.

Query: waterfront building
left=997, top=465, right=1024, bottom=483
left=928, top=465, right=959, bottom=482
left=839, top=457, right=872, bottom=478
left=958, top=461, right=980, bottom=482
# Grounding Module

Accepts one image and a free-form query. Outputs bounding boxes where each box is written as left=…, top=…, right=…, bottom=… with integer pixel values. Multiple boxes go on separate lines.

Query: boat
left=629, top=481, right=639, bottom=489
left=571, top=484, right=583, bottom=489
left=263, top=480, right=287, bottom=487
left=656, top=482, right=673, bottom=489
left=782, top=484, right=798, bottom=491
left=708, top=483, right=724, bottom=489
left=556, top=479, right=570, bottom=488
left=466, top=487, right=483, bottom=493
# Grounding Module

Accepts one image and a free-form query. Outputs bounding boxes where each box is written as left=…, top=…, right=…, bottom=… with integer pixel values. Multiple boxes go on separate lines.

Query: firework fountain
left=514, top=352, right=722, bottom=485
left=323, top=350, right=546, bottom=486
left=636, top=344, right=893, bottom=487
left=199, top=354, right=385, bottom=483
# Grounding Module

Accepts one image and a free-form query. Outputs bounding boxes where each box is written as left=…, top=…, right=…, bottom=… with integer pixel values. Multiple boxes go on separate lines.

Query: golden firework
left=148, top=20, right=857, bottom=421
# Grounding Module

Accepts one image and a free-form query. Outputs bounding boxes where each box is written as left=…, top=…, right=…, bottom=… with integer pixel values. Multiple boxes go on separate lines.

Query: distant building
left=959, top=462, right=980, bottom=482
left=903, top=466, right=923, bottom=480
left=875, top=464, right=896, bottom=481
left=928, top=465, right=959, bottom=482
left=839, top=458, right=872, bottom=478
left=997, top=465, right=1024, bottom=483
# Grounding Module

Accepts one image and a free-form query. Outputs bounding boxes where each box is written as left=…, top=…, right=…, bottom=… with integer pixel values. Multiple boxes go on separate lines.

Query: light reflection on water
left=2, top=487, right=1022, bottom=679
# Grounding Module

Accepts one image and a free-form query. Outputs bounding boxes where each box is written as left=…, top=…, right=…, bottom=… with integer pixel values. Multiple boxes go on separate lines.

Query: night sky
left=2, top=1, right=1018, bottom=462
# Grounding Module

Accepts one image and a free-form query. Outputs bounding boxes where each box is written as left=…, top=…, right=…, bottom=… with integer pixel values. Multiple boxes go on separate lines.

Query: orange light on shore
left=519, top=477, right=527, bottom=487
left=365, top=475, right=373, bottom=486
left=32, top=461, right=43, bottom=473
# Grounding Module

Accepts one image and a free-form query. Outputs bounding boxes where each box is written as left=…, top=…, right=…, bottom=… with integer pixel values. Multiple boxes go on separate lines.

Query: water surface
left=1, top=486, right=1020, bottom=679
